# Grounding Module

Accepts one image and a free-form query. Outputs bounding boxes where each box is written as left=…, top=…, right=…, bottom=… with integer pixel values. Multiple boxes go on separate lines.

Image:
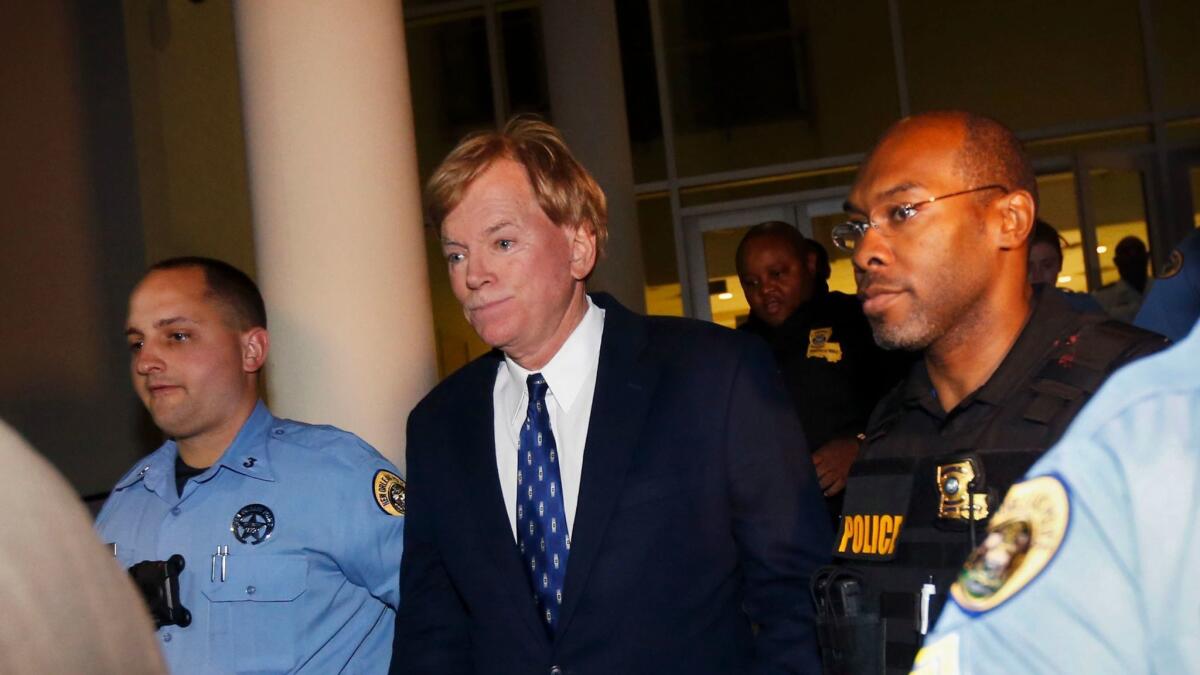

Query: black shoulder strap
left=1022, top=318, right=1159, bottom=425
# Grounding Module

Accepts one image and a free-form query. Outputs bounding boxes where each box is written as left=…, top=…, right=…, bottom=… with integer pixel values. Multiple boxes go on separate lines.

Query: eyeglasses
left=831, top=184, right=1009, bottom=252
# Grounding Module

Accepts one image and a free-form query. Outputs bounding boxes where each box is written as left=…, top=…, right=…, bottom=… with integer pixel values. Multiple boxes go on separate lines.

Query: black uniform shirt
left=867, top=286, right=1165, bottom=457
left=742, top=287, right=913, bottom=526
left=741, top=287, right=911, bottom=452
left=834, top=286, right=1169, bottom=673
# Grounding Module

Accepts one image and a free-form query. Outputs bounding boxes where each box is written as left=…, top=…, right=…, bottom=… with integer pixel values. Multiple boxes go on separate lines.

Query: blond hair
left=425, top=116, right=608, bottom=256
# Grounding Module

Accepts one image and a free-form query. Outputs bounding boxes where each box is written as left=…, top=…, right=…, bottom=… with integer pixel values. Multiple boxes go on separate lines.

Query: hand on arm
left=811, top=436, right=860, bottom=497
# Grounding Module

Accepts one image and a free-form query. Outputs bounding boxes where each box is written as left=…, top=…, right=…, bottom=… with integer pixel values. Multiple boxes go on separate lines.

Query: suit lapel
left=557, top=295, right=660, bottom=636
left=455, top=353, right=550, bottom=645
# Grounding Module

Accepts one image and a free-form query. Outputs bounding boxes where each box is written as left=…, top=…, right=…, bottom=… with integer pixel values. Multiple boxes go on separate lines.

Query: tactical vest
left=815, top=318, right=1161, bottom=675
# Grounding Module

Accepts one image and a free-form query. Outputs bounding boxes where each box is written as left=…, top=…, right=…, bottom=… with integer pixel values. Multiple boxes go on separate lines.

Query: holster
left=811, top=566, right=885, bottom=675
left=128, top=554, right=192, bottom=629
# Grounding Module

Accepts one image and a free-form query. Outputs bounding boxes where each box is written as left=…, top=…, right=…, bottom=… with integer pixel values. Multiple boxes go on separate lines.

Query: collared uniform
left=741, top=286, right=914, bottom=522
left=828, top=287, right=1167, bottom=673
left=1135, top=229, right=1200, bottom=342
left=916, top=320, right=1200, bottom=674
left=96, top=402, right=405, bottom=674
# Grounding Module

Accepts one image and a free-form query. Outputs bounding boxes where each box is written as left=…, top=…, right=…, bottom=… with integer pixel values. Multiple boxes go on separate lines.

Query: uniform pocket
left=202, top=553, right=309, bottom=673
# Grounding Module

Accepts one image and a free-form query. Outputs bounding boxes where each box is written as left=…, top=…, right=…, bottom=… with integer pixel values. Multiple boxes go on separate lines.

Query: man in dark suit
left=391, top=118, right=831, bottom=675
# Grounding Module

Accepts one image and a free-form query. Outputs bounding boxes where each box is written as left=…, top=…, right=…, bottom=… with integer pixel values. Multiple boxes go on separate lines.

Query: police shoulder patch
left=1159, top=248, right=1184, bottom=279
left=373, top=470, right=406, bottom=517
left=950, top=475, right=1069, bottom=613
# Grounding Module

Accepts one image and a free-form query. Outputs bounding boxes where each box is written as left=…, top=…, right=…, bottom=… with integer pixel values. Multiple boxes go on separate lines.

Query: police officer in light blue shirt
left=912, top=319, right=1199, bottom=674
left=96, top=257, right=405, bottom=674
left=1135, top=229, right=1200, bottom=342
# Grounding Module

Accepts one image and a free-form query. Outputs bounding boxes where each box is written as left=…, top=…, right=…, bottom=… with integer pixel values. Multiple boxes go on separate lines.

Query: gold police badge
left=936, top=460, right=988, bottom=521
left=807, top=327, right=843, bottom=363
left=950, top=475, right=1069, bottom=613
left=373, top=470, right=406, bottom=517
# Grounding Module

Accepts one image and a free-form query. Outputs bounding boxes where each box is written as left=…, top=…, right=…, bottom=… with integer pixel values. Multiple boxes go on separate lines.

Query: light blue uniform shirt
left=96, top=401, right=405, bottom=674
left=1135, top=229, right=1200, bottom=342
left=917, top=322, right=1200, bottom=674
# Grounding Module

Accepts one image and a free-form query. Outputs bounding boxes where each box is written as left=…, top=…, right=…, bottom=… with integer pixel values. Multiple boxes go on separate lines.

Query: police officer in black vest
left=812, top=111, right=1168, bottom=674
left=736, top=223, right=912, bottom=525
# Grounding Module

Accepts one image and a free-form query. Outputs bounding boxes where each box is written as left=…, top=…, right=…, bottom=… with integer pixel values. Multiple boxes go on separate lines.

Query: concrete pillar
left=233, top=0, right=435, bottom=468
left=540, top=0, right=647, bottom=312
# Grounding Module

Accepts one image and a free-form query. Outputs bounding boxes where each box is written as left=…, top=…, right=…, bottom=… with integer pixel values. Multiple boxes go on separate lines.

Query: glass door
left=682, top=187, right=848, bottom=326
left=1074, top=151, right=1159, bottom=292
left=1166, top=148, right=1200, bottom=235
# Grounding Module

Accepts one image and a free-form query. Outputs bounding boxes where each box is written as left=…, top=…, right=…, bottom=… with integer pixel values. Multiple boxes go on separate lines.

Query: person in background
left=915, top=314, right=1199, bottom=674
left=1026, top=219, right=1104, bottom=314
left=820, top=110, right=1167, bottom=674
left=96, top=257, right=404, bottom=674
left=1092, top=235, right=1150, bottom=322
left=1134, top=228, right=1200, bottom=341
left=736, top=221, right=911, bottom=522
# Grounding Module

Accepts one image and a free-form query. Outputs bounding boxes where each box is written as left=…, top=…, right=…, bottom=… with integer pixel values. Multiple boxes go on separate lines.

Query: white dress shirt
left=493, top=297, right=605, bottom=541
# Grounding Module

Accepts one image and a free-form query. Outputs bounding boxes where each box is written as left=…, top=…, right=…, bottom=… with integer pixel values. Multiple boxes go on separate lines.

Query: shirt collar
left=973, top=285, right=1075, bottom=406
left=211, top=400, right=277, bottom=482
left=114, top=441, right=176, bottom=494
left=120, top=401, right=278, bottom=498
left=500, top=297, right=605, bottom=429
left=901, top=285, right=1075, bottom=416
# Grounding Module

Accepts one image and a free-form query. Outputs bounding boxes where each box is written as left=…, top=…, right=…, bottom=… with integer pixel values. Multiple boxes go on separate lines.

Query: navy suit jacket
left=392, top=294, right=831, bottom=674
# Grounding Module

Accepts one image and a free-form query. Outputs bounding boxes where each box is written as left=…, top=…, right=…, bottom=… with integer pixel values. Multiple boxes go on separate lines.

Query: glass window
left=499, top=3, right=551, bottom=119
left=406, top=12, right=495, bottom=181
left=1036, top=172, right=1088, bottom=292
left=638, top=194, right=684, bottom=316
left=702, top=226, right=751, bottom=328
left=615, top=0, right=668, bottom=183
left=1149, top=0, right=1200, bottom=114
left=1024, top=127, right=1150, bottom=161
left=658, top=0, right=899, bottom=177
left=899, top=0, right=1149, bottom=130
left=679, top=164, right=857, bottom=208
left=1088, top=168, right=1152, bottom=286
left=1166, top=117, right=1200, bottom=144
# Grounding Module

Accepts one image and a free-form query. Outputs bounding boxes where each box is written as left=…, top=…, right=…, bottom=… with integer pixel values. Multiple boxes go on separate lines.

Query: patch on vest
left=950, top=475, right=1069, bottom=613
left=910, top=633, right=960, bottom=675
left=373, top=470, right=406, bottom=517
left=835, top=513, right=905, bottom=557
left=937, top=459, right=989, bottom=521
left=807, top=327, right=843, bottom=363
left=1159, top=248, right=1184, bottom=279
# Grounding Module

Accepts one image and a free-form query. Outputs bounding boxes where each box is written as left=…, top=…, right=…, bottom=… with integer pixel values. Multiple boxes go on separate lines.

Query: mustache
left=855, top=271, right=907, bottom=299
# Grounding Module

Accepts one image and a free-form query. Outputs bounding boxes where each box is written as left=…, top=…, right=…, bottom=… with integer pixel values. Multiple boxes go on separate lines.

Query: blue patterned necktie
left=517, top=373, right=570, bottom=634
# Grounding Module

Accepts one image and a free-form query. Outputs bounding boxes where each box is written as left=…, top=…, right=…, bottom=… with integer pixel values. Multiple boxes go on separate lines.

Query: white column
left=541, top=0, right=647, bottom=312
left=233, top=0, right=435, bottom=468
